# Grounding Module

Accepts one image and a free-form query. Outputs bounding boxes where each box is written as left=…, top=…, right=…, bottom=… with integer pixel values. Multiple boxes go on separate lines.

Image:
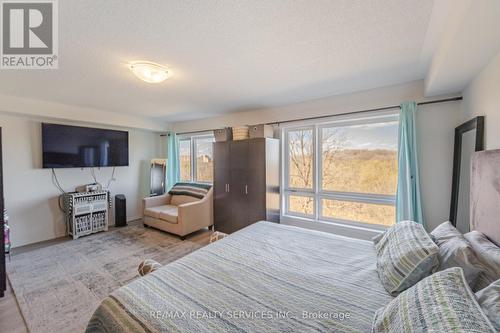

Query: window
left=288, top=128, right=314, bottom=189
left=321, top=199, right=396, bottom=227
left=320, top=122, right=398, bottom=195
left=178, top=134, right=214, bottom=183
left=179, top=139, right=191, bottom=181
left=283, top=114, right=398, bottom=228
left=288, top=195, right=315, bottom=217
left=194, top=136, right=214, bottom=183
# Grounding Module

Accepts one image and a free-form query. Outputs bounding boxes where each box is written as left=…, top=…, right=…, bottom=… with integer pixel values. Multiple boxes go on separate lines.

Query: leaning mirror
left=449, top=116, right=484, bottom=232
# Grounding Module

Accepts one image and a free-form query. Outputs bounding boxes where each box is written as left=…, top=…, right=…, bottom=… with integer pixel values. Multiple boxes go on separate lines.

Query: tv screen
left=42, top=123, right=129, bottom=168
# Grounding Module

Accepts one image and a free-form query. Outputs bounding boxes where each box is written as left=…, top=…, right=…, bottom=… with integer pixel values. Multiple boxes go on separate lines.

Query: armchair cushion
left=144, top=205, right=178, bottom=223
left=159, top=205, right=178, bottom=224
left=144, top=205, right=171, bottom=219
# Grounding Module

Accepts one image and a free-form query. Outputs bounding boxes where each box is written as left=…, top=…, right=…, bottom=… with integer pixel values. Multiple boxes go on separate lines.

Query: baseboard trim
left=280, top=215, right=382, bottom=241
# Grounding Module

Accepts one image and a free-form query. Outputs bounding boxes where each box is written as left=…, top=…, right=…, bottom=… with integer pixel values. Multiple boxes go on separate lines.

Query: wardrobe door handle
left=227, top=184, right=230, bottom=192
left=225, top=184, right=227, bottom=192
left=245, top=185, right=248, bottom=195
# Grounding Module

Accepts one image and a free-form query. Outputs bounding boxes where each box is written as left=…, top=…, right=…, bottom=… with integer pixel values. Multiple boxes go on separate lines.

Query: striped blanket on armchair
left=168, top=182, right=211, bottom=199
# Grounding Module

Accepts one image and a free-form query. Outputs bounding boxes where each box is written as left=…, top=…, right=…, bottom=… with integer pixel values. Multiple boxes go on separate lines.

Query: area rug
left=7, top=223, right=210, bottom=333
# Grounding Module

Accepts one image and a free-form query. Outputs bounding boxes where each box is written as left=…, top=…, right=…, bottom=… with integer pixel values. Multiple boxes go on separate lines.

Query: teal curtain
left=396, top=101, right=424, bottom=225
left=166, top=132, right=179, bottom=191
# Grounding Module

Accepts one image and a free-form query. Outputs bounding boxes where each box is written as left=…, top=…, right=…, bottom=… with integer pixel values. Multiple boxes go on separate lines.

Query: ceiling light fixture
left=128, top=61, right=170, bottom=83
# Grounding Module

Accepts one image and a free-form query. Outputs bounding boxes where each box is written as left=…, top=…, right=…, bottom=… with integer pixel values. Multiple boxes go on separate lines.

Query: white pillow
left=430, top=221, right=484, bottom=289
left=476, top=279, right=500, bottom=332
left=465, top=231, right=500, bottom=290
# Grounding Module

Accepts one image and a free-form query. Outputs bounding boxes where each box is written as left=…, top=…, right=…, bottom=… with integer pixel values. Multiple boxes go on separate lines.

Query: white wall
left=173, top=81, right=436, bottom=133
left=1, top=114, right=163, bottom=247
left=462, top=51, right=500, bottom=149
left=173, top=80, right=462, bottom=234
left=0, top=93, right=168, bottom=132
left=417, top=102, right=461, bottom=231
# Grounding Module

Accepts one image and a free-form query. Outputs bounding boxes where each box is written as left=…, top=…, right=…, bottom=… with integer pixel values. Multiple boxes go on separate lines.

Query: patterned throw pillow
left=372, top=267, right=496, bottom=333
left=374, top=221, right=439, bottom=296
left=138, top=259, right=162, bottom=276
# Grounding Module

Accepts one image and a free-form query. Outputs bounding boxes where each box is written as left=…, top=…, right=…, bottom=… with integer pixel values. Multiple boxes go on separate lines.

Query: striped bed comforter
left=86, top=222, right=392, bottom=333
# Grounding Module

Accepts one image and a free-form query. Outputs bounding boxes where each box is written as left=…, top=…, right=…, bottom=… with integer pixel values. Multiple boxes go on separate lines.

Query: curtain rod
left=170, top=96, right=462, bottom=136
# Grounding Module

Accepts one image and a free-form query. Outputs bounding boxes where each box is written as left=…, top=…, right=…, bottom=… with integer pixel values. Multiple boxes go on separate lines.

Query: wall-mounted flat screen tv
left=42, top=123, right=129, bottom=168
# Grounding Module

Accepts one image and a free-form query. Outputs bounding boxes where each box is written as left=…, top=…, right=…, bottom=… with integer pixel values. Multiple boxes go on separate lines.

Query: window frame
left=281, top=112, right=399, bottom=230
left=283, top=126, right=317, bottom=219
left=178, top=133, right=214, bottom=184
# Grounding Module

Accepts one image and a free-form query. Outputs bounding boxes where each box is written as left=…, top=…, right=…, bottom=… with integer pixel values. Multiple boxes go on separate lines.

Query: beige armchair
left=142, top=187, right=213, bottom=239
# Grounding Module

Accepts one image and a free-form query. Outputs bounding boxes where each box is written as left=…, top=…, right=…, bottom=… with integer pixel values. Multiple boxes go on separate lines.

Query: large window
left=178, top=134, right=214, bottom=183
left=283, top=114, right=398, bottom=228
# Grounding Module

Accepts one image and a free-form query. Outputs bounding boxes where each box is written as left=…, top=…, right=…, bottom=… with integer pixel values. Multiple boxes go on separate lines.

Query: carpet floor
left=6, top=224, right=211, bottom=333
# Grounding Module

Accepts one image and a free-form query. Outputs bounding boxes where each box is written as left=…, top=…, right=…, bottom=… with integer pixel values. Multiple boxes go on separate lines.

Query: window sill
left=280, top=214, right=386, bottom=241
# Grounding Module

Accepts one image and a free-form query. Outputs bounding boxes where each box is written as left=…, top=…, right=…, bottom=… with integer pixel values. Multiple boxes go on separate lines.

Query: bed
left=86, top=222, right=392, bottom=332
left=87, top=149, right=500, bottom=333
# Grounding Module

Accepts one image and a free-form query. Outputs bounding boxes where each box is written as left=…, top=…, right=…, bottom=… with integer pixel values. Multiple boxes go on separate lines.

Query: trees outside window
left=194, top=137, right=214, bottom=183
left=179, top=139, right=191, bottom=182
left=284, top=115, right=398, bottom=227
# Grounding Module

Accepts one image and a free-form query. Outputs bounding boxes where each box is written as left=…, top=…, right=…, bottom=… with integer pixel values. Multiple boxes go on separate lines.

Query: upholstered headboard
left=470, top=149, right=500, bottom=246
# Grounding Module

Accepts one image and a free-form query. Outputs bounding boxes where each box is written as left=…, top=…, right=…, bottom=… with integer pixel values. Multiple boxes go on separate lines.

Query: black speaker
left=115, top=194, right=127, bottom=227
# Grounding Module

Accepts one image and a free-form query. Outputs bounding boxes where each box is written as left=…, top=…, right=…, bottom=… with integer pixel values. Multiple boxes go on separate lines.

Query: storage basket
left=232, top=126, right=249, bottom=140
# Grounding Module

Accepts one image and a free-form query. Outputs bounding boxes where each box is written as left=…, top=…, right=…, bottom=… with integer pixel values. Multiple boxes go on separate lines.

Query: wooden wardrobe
left=213, top=138, right=279, bottom=234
